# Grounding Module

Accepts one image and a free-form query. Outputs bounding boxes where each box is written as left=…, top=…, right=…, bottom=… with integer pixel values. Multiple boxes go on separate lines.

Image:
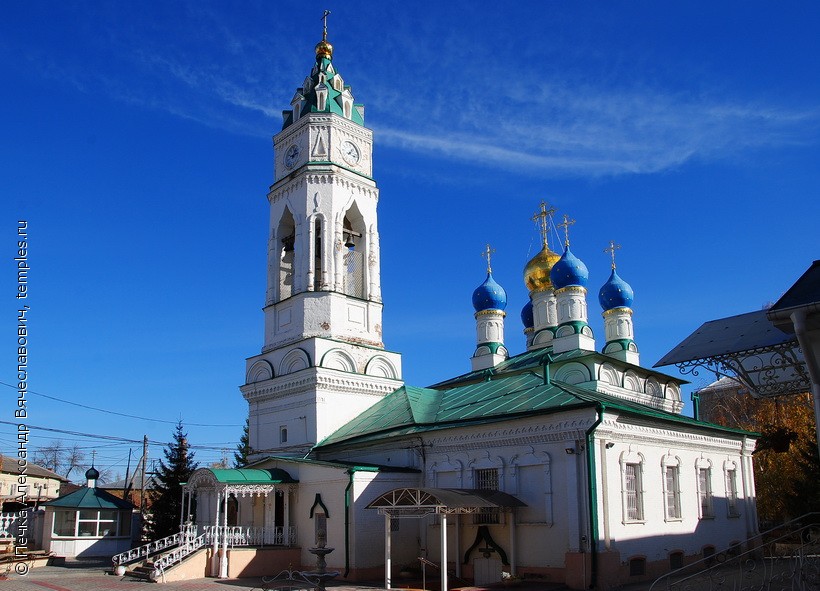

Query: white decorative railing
left=0, top=512, right=21, bottom=539
left=111, top=525, right=194, bottom=566
left=204, top=525, right=297, bottom=547
left=152, top=533, right=207, bottom=581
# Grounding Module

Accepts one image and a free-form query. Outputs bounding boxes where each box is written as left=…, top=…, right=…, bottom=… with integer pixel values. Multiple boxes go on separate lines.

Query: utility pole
left=140, top=435, right=148, bottom=519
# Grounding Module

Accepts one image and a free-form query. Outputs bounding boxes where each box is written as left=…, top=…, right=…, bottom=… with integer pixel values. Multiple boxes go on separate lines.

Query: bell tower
left=242, top=20, right=402, bottom=458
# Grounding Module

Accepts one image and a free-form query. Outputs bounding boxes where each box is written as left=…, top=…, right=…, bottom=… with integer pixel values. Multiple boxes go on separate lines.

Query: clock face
left=341, top=140, right=360, bottom=165
left=284, top=145, right=300, bottom=169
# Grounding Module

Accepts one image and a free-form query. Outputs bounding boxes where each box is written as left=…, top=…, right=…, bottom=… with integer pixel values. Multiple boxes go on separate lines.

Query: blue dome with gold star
left=473, top=273, right=507, bottom=312
left=521, top=299, right=534, bottom=329
left=550, top=246, right=589, bottom=289
left=599, top=269, right=634, bottom=310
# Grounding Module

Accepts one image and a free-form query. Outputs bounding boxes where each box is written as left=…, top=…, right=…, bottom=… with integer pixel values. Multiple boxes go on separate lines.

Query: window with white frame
left=664, top=464, right=682, bottom=520
left=725, top=465, right=739, bottom=517
left=696, top=460, right=714, bottom=519
left=624, top=463, right=644, bottom=521
left=53, top=509, right=131, bottom=538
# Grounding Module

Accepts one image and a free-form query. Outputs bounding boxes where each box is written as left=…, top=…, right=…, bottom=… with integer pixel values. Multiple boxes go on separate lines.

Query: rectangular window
left=665, top=466, right=681, bottom=520
left=698, top=468, right=713, bottom=518
left=475, top=468, right=499, bottom=490
left=726, top=469, right=739, bottom=517
left=474, top=468, right=499, bottom=524
left=53, top=510, right=77, bottom=537
left=75, top=510, right=125, bottom=537
left=624, top=463, right=643, bottom=521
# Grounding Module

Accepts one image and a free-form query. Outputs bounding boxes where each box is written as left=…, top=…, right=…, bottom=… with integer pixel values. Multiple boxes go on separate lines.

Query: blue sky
left=2, top=1, right=819, bottom=480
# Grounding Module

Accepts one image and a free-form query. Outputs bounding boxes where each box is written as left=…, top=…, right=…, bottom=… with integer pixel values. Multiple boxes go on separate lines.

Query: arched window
left=341, top=205, right=365, bottom=298
left=277, top=209, right=296, bottom=301
left=314, top=218, right=323, bottom=291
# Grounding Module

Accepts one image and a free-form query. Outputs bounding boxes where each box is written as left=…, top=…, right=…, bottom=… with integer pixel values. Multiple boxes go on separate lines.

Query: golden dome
left=315, top=40, right=333, bottom=60
left=524, top=245, right=561, bottom=292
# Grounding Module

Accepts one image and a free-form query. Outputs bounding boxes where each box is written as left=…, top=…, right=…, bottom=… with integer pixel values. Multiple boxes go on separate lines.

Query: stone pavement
left=0, top=560, right=388, bottom=591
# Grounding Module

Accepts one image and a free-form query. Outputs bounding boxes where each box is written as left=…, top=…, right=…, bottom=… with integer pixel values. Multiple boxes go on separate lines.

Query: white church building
left=181, top=27, right=759, bottom=590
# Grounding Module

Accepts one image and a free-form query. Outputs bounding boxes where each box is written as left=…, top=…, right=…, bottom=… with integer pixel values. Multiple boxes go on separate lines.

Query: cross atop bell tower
left=241, top=24, right=402, bottom=459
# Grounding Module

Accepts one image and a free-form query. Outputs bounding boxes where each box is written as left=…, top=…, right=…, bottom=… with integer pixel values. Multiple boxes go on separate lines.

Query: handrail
left=649, top=511, right=820, bottom=591
left=111, top=531, right=183, bottom=566
left=152, top=533, right=207, bottom=581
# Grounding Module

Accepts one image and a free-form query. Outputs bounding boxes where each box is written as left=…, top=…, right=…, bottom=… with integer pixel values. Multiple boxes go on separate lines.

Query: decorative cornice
left=241, top=368, right=401, bottom=403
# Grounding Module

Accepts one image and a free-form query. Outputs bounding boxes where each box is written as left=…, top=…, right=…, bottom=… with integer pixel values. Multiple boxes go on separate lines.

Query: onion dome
left=85, top=466, right=100, bottom=480
left=598, top=269, right=634, bottom=310
left=523, top=245, right=561, bottom=292
left=550, top=246, right=589, bottom=289
left=521, top=299, right=534, bottom=329
left=472, top=273, right=508, bottom=312
left=315, top=39, right=333, bottom=60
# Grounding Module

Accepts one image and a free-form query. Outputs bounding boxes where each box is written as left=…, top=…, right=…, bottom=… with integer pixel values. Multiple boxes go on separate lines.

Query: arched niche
left=246, top=360, right=274, bottom=384
left=365, top=355, right=398, bottom=379
left=279, top=348, right=311, bottom=375
left=554, top=362, right=591, bottom=385
left=320, top=349, right=357, bottom=373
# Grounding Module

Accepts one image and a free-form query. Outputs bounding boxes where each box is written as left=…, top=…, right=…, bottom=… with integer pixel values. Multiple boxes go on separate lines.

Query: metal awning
left=367, top=487, right=525, bottom=517
left=655, top=307, right=809, bottom=398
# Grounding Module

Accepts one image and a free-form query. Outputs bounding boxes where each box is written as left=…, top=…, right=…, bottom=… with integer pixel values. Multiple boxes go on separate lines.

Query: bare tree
left=33, top=440, right=88, bottom=481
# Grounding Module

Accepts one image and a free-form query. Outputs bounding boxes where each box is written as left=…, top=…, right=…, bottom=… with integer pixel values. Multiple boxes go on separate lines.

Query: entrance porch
left=183, top=467, right=299, bottom=578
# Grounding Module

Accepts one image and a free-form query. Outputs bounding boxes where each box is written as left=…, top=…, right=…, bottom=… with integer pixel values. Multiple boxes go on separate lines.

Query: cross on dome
left=557, top=214, right=575, bottom=248
left=604, top=240, right=621, bottom=269
left=321, top=10, right=330, bottom=41
left=531, top=201, right=556, bottom=249
left=482, top=244, right=496, bottom=274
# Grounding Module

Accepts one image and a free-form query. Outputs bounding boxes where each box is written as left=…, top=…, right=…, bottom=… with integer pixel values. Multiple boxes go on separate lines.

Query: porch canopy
left=654, top=309, right=809, bottom=398
left=367, top=488, right=525, bottom=590
left=183, top=467, right=298, bottom=579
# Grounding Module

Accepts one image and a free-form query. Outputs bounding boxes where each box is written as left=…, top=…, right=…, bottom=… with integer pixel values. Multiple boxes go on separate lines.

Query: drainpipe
left=691, top=391, right=701, bottom=421
left=344, top=469, right=354, bottom=578
left=543, top=353, right=554, bottom=385
left=585, top=404, right=605, bottom=589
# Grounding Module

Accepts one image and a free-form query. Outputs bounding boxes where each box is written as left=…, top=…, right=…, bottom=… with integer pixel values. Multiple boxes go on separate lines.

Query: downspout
left=344, top=469, right=354, bottom=578
left=585, top=403, right=605, bottom=590
left=543, top=353, right=554, bottom=385
left=691, top=391, right=700, bottom=421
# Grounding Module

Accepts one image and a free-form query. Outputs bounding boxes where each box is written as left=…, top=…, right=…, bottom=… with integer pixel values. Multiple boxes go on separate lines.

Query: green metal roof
left=315, top=369, right=755, bottom=449
left=282, top=54, right=364, bottom=129
left=44, top=486, right=134, bottom=511
left=209, top=468, right=297, bottom=484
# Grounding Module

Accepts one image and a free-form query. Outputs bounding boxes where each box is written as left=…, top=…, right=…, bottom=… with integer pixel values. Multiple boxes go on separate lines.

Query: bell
left=343, top=233, right=355, bottom=248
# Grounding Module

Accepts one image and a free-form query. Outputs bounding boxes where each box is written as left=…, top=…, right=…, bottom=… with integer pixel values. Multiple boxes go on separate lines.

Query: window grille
left=624, top=463, right=643, bottom=521
left=698, top=468, right=713, bottom=518
left=474, top=468, right=499, bottom=524
left=726, top=469, right=739, bottom=516
left=343, top=249, right=364, bottom=298
left=629, top=557, right=646, bottom=576
left=665, top=466, right=681, bottom=519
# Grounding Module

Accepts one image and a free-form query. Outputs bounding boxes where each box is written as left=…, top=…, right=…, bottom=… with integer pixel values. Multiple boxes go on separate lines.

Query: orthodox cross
left=321, top=10, right=331, bottom=41
left=531, top=201, right=556, bottom=249
left=482, top=244, right=495, bottom=274
left=604, top=240, right=621, bottom=269
left=557, top=214, right=575, bottom=248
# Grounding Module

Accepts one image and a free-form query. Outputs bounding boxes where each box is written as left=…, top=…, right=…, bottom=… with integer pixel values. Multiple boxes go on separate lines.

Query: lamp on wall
left=565, top=447, right=575, bottom=455
left=605, top=442, right=615, bottom=449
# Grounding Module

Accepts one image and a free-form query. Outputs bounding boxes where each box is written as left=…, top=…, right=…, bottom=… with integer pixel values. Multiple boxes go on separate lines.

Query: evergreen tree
left=233, top=418, right=250, bottom=468
left=148, top=421, right=198, bottom=540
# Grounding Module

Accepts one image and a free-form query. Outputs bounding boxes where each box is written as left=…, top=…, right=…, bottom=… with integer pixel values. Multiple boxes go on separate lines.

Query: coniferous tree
left=233, top=418, right=250, bottom=468
left=148, top=421, right=198, bottom=540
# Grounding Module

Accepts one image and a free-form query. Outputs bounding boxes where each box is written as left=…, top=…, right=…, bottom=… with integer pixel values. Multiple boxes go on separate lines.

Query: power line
left=0, top=381, right=242, bottom=427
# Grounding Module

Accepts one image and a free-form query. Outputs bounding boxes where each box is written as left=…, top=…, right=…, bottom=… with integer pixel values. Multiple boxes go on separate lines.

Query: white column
left=454, top=513, right=461, bottom=578
left=283, top=489, right=291, bottom=545
left=219, top=491, right=229, bottom=578
left=384, top=514, right=392, bottom=590
left=440, top=513, right=448, bottom=591
left=212, top=490, right=221, bottom=577
left=509, top=511, right=516, bottom=575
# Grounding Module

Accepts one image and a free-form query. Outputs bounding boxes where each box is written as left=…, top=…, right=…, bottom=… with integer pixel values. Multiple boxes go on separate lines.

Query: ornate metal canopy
left=366, top=488, right=525, bottom=517
left=655, top=309, right=809, bottom=398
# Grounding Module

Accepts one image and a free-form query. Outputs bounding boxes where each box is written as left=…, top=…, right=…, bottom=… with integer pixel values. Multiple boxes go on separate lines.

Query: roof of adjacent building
left=43, top=486, right=134, bottom=510
left=0, top=456, right=67, bottom=482
left=315, top=349, right=752, bottom=449
left=770, top=260, right=820, bottom=312
left=654, top=309, right=796, bottom=367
